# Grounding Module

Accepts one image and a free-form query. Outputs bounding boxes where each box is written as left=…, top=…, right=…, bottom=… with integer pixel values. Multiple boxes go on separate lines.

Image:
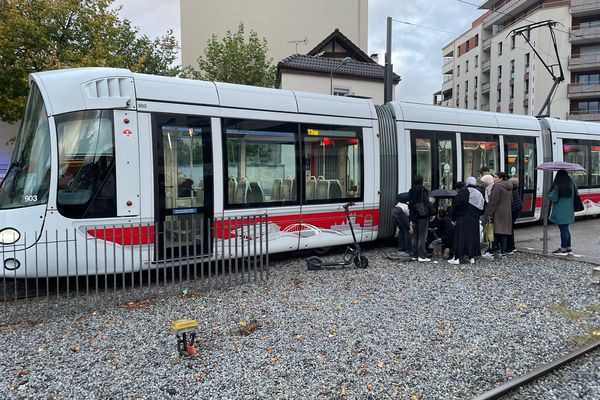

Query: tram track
left=474, top=339, right=600, bottom=400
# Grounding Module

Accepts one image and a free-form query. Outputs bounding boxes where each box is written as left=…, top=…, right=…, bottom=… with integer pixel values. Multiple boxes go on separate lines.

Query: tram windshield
left=0, top=84, right=51, bottom=209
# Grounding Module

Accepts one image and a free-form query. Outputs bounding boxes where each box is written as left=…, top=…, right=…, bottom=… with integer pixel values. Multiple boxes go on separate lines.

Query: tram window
left=415, top=138, right=432, bottom=190
left=523, top=141, right=536, bottom=190
left=302, top=125, right=362, bottom=201
left=592, top=144, right=600, bottom=186
left=56, top=110, right=116, bottom=219
left=505, top=141, right=520, bottom=178
left=223, top=119, right=298, bottom=206
left=462, top=136, right=499, bottom=178
left=438, top=139, right=454, bottom=189
left=563, top=142, right=588, bottom=187
left=161, top=125, right=206, bottom=209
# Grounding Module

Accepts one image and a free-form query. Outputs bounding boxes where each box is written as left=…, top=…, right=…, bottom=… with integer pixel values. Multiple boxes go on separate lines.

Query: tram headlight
left=0, top=228, right=21, bottom=244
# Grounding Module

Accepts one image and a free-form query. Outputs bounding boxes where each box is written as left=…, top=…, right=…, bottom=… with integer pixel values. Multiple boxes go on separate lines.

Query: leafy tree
left=182, top=23, right=276, bottom=87
left=0, top=0, right=180, bottom=123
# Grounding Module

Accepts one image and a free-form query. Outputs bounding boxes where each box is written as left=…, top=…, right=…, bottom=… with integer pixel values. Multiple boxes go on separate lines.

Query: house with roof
left=277, top=29, right=400, bottom=104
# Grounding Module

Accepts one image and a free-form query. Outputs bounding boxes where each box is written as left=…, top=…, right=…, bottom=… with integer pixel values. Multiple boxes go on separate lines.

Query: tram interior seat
left=328, top=179, right=342, bottom=199
left=248, top=182, right=264, bottom=203
left=228, top=177, right=237, bottom=202
left=315, top=176, right=329, bottom=200
left=234, top=178, right=249, bottom=203
left=281, top=177, right=295, bottom=201
left=271, top=179, right=281, bottom=201
left=305, top=176, right=316, bottom=200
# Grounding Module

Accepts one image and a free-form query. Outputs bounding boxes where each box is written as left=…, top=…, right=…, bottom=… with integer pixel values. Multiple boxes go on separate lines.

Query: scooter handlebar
left=343, top=201, right=355, bottom=210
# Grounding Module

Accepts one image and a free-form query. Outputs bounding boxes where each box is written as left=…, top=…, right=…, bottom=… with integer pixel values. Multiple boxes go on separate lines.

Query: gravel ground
left=0, top=248, right=599, bottom=399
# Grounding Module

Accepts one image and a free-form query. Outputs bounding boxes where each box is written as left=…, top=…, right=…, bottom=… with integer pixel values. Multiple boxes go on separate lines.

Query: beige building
left=180, top=0, right=369, bottom=68
left=436, top=0, right=600, bottom=121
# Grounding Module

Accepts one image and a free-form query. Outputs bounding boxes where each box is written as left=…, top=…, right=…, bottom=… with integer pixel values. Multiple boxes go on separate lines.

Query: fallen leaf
left=118, top=298, right=156, bottom=310
left=11, top=369, right=28, bottom=377
left=592, top=330, right=600, bottom=336
left=295, top=334, right=303, bottom=342
left=366, top=384, right=373, bottom=391
left=518, top=303, right=526, bottom=309
left=506, top=370, right=514, bottom=378
left=351, top=300, right=359, bottom=305
left=90, top=311, right=97, bottom=317
left=377, top=362, right=385, bottom=369
left=195, top=375, right=204, bottom=382
left=266, top=347, right=273, bottom=353
left=239, top=321, right=247, bottom=327
left=243, top=372, right=248, bottom=380
left=70, top=346, right=81, bottom=353
left=328, top=332, right=337, bottom=338
left=411, top=396, right=420, bottom=400
left=239, top=320, right=261, bottom=336
left=271, top=355, right=281, bottom=363
left=340, top=387, right=347, bottom=397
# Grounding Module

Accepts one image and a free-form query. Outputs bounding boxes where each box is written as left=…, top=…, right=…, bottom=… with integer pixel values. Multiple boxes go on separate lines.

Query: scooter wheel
left=307, top=256, right=322, bottom=271
left=354, top=256, right=368, bottom=269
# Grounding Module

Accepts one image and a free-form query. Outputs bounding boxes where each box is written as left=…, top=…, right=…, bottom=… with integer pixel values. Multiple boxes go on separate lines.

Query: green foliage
left=182, top=23, right=276, bottom=88
left=0, top=0, right=180, bottom=123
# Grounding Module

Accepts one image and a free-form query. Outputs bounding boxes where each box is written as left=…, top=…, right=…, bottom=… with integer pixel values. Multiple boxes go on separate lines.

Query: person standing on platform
left=507, top=177, right=522, bottom=254
left=448, top=177, right=484, bottom=265
left=549, top=169, right=577, bottom=255
left=408, top=175, right=433, bottom=262
left=484, top=172, right=513, bottom=257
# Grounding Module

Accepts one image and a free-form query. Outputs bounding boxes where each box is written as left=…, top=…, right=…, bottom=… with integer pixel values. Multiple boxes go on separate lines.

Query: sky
left=112, top=0, right=484, bottom=104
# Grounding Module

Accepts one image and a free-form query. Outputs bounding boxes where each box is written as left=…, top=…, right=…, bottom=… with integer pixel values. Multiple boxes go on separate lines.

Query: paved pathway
left=516, top=217, right=600, bottom=264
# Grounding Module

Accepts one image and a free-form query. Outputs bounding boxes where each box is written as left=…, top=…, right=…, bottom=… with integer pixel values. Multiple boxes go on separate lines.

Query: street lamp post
left=330, top=57, right=353, bottom=95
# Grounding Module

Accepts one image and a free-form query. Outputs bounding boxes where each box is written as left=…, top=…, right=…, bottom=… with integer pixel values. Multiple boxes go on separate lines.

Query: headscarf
left=479, top=174, right=494, bottom=203
left=466, top=176, right=484, bottom=210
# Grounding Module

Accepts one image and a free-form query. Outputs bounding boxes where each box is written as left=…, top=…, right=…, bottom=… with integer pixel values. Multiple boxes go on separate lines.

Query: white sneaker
left=447, top=258, right=459, bottom=265
left=469, top=258, right=475, bottom=264
left=482, top=252, right=494, bottom=260
left=418, top=257, right=431, bottom=262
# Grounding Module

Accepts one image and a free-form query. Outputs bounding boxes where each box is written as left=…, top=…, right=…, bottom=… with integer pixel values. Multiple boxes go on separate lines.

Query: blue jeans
left=558, top=224, right=571, bottom=249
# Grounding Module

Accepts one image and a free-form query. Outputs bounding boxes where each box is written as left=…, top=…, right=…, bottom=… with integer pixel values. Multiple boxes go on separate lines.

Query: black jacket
left=408, top=185, right=431, bottom=222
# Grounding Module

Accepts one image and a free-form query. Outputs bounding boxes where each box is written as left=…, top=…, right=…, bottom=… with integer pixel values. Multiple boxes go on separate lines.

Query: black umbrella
left=430, top=189, right=457, bottom=198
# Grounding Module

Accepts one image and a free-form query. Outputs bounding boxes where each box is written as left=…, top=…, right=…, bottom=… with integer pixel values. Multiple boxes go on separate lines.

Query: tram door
left=504, top=136, right=537, bottom=218
left=411, top=131, right=457, bottom=190
left=154, top=114, right=213, bottom=259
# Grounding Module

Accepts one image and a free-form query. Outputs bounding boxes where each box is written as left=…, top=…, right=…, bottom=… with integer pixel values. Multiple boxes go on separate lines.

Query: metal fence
left=0, top=214, right=269, bottom=304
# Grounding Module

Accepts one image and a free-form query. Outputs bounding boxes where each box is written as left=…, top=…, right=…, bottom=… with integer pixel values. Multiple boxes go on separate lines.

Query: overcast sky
left=112, top=0, right=483, bottom=104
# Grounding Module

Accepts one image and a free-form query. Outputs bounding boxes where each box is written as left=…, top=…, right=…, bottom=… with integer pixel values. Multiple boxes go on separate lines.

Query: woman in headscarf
left=479, top=174, right=495, bottom=203
left=449, top=177, right=485, bottom=264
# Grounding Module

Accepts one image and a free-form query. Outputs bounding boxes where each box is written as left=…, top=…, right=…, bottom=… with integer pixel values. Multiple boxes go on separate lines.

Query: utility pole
left=384, top=16, right=393, bottom=103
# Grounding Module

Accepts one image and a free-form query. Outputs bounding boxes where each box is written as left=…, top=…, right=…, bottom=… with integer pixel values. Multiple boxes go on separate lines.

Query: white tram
left=1, top=68, right=599, bottom=277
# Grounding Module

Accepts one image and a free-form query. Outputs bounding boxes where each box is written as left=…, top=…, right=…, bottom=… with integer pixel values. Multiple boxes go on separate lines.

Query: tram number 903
left=23, top=195, right=38, bottom=202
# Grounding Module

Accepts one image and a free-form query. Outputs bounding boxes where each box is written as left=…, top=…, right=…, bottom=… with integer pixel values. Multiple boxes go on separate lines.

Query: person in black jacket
left=506, top=177, right=522, bottom=254
left=408, top=175, right=433, bottom=262
left=449, top=177, right=484, bottom=264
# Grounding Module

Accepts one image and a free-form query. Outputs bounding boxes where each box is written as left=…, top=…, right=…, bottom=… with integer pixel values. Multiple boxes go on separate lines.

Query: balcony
left=568, top=110, right=600, bottom=121
left=567, top=82, right=600, bottom=98
left=442, top=76, right=454, bottom=92
left=482, top=0, right=540, bottom=29
left=481, top=103, right=490, bottom=111
left=481, top=59, right=491, bottom=72
left=442, top=60, right=454, bottom=75
left=483, top=38, right=491, bottom=51
left=570, top=26, right=600, bottom=45
left=571, top=0, right=600, bottom=17
left=569, top=53, right=600, bottom=71
left=481, top=82, right=491, bottom=93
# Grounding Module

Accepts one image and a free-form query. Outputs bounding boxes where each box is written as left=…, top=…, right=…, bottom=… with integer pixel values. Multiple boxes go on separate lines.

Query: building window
left=475, top=55, right=479, bottom=68
left=524, top=105, right=529, bottom=115
left=457, top=65, right=460, bottom=76
left=497, top=89, right=502, bottom=105
left=466, top=60, right=469, bottom=72
left=578, top=73, right=600, bottom=85
left=576, top=100, right=599, bottom=114
left=525, top=53, right=530, bottom=73
left=510, top=60, right=515, bottom=78
left=511, top=35, right=515, bottom=50
left=333, top=87, right=350, bottom=96
left=498, top=42, right=503, bottom=56
left=498, top=65, right=502, bottom=81
left=474, top=76, right=478, bottom=90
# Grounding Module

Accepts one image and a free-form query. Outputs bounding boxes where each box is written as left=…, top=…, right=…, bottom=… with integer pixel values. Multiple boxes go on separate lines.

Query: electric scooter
left=306, top=202, right=369, bottom=270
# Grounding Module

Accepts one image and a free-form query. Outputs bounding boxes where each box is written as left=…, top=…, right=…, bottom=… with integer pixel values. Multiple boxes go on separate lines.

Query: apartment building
left=437, top=0, right=600, bottom=121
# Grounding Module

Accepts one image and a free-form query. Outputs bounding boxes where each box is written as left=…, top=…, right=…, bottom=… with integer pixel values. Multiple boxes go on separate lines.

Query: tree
left=0, top=0, right=180, bottom=123
left=182, top=23, right=276, bottom=88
